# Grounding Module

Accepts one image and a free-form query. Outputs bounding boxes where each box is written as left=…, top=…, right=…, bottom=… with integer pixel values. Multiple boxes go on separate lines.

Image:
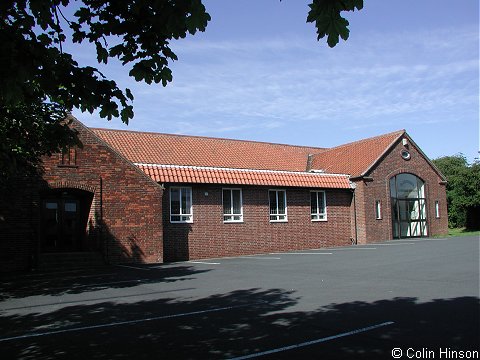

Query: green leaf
left=95, top=42, right=108, bottom=64
left=125, top=88, right=134, bottom=101
left=160, top=68, right=173, bottom=87
left=37, top=33, right=52, bottom=46
left=307, top=0, right=361, bottom=47
left=74, top=7, right=92, bottom=23
left=335, top=17, right=350, bottom=41
left=120, top=105, right=134, bottom=124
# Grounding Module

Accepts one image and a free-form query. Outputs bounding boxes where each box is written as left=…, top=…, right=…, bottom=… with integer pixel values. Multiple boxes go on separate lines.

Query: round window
left=401, top=149, right=411, bottom=160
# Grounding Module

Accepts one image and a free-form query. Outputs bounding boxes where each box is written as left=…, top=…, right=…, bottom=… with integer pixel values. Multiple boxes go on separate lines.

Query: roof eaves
left=134, top=163, right=352, bottom=178
left=402, top=133, right=448, bottom=182
left=135, top=163, right=354, bottom=189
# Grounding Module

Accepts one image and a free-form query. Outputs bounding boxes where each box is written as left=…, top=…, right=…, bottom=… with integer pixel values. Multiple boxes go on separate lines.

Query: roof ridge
left=91, top=127, right=326, bottom=151
left=327, top=129, right=405, bottom=151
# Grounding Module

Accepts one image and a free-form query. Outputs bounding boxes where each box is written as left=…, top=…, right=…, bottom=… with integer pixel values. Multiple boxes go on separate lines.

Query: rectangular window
left=223, top=188, right=243, bottom=222
left=375, top=200, right=382, bottom=220
left=60, top=147, right=77, bottom=166
left=311, top=191, right=327, bottom=221
left=269, top=190, right=287, bottom=222
left=435, top=200, right=440, bottom=218
left=170, top=187, right=192, bottom=223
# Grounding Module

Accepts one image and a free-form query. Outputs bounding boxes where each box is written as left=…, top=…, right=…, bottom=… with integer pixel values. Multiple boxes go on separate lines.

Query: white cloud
left=75, top=23, right=478, bottom=161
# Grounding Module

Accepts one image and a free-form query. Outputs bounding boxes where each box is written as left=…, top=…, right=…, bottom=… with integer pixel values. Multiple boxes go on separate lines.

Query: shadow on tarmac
left=0, top=285, right=478, bottom=359
left=0, top=265, right=210, bottom=301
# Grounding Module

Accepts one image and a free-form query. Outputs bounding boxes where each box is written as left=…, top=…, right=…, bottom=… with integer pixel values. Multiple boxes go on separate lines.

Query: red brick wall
left=163, top=185, right=353, bottom=261
left=357, top=136, right=448, bottom=243
left=351, top=181, right=368, bottom=245
left=1, top=121, right=448, bottom=272
left=0, top=119, right=163, bottom=272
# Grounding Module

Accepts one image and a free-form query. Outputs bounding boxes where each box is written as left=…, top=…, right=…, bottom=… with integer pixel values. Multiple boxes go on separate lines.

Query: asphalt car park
left=0, top=236, right=478, bottom=359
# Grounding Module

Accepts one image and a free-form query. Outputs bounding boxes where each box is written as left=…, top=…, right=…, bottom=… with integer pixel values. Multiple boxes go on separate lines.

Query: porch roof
left=136, top=164, right=352, bottom=189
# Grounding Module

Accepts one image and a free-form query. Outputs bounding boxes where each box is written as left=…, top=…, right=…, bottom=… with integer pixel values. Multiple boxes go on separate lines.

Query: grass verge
left=448, top=227, right=480, bottom=237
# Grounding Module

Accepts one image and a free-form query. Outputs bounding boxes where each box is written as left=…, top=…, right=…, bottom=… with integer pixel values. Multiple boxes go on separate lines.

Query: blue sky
left=72, top=0, right=479, bottom=162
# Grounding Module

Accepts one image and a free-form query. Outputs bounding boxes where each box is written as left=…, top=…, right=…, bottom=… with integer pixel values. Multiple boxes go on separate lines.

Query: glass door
left=390, top=174, right=428, bottom=238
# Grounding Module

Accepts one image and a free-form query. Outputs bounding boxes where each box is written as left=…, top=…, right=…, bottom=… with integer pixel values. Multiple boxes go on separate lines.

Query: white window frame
left=435, top=200, right=440, bottom=218
left=223, top=188, right=243, bottom=223
left=170, top=187, right=193, bottom=223
left=311, top=190, right=327, bottom=221
left=375, top=200, right=382, bottom=220
left=269, top=189, right=287, bottom=222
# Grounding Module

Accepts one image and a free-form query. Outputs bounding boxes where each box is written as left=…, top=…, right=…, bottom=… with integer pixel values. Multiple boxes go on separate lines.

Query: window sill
left=311, top=219, right=328, bottom=222
left=270, top=220, right=288, bottom=223
left=170, top=221, right=193, bottom=224
left=57, top=164, right=78, bottom=169
left=223, top=221, right=244, bottom=224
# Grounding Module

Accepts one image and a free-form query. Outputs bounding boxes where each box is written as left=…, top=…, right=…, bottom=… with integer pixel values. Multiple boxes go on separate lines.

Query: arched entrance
left=40, top=188, right=95, bottom=252
left=390, top=173, right=428, bottom=238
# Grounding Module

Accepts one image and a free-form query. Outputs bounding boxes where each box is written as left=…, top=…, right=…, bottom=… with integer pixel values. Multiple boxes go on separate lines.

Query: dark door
left=41, top=198, right=80, bottom=252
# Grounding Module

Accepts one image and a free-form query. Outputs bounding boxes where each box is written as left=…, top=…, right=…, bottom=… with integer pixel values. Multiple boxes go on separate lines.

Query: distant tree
left=433, top=154, right=480, bottom=229
left=0, top=0, right=362, bottom=186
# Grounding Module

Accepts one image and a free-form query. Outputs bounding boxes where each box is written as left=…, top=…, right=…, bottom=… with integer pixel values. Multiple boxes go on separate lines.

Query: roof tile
left=138, top=164, right=351, bottom=189
left=310, top=130, right=405, bottom=177
left=93, top=128, right=324, bottom=172
left=91, top=126, right=406, bottom=180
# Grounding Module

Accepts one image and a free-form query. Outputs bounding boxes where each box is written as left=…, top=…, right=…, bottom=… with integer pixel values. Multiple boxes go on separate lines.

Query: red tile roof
left=92, top=128, right=325, bottom=172
left=310, top=130, right=405, bottom=177
left=137, top=164, right=352, bottom=189
left=91, top=126, right=407, bottom=185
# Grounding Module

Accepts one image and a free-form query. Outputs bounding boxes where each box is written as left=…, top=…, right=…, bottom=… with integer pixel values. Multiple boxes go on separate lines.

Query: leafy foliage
left=307, top=0, right=363, bottom=47
left=0, top=102, right=81, bottom=189
left=0, top=0, right=211, bottom=181
left=1, top=0, right=211, bottom=122
left=433, top=155, right=480, bottom=229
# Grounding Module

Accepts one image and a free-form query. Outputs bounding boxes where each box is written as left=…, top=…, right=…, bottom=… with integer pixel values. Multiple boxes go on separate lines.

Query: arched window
left=390, top=173, right=427, bottom=238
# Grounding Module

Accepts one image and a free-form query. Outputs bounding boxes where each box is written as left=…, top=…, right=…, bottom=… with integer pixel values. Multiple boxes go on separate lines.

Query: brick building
left=0, top=117, right=448, bottom=272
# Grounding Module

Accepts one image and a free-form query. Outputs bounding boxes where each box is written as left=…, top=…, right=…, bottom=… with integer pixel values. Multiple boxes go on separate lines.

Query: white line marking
left=238, top=257, right=282, bottom=260
left=0, top=303, right=261, bottom=343
left=0, top=288, right=196, bottom=311
left=42, top=278, right=146, bottom=292
left=390, top=238, right=449, bottom=242
left=3, top=272, right=117, bottom=284
left=281, top=253, right=333, bottom=255
left=188, top=261, right=221, bottom=265
left=75, top=279, right=144, bottom=287
left=416, top=239, right=450, bottom=241
left=269, top=252, right=332, bottom=255
left=371, top=243, right=415, bottom=246
left=148, top=263, right=199, bottom=268
left=116, top=265, right=151, bottom=271
left=46, top=272, right=117, bottom=279
left=229, top=321, right=395, bottom=360
left=327, top=247, right=377, bottom=250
